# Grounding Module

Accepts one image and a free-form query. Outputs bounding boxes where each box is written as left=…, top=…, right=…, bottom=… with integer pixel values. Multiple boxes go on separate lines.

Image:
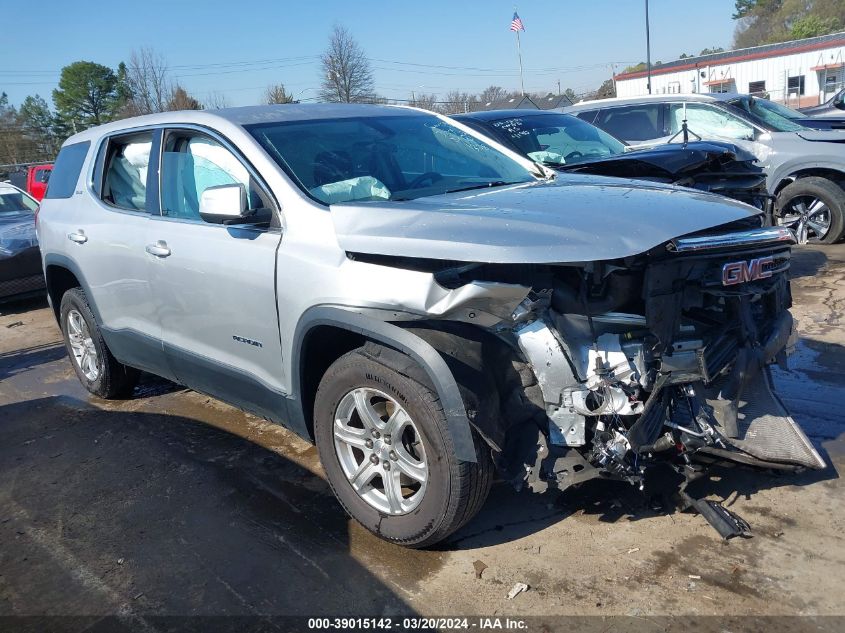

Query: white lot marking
left=275, top=533, right=331, bottom=580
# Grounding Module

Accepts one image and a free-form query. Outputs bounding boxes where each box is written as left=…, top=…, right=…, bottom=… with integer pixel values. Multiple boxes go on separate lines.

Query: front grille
left=666, top=226, right=794, bottom=253
left=645, top=237, right=793, bottom=381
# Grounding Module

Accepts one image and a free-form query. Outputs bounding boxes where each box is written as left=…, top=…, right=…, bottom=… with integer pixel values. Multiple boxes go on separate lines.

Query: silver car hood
left=330, top=175, right=758, bottom=263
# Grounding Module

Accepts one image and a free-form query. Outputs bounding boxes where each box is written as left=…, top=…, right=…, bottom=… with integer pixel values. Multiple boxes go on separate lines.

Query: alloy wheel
left=66, top=309, right=99, bottom=381
left=777, top=195, right=832, bottom=243
left=332, top=387, right=428, bottom=515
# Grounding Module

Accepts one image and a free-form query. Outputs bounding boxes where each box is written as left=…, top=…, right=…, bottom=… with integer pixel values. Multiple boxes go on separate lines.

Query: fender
left=767, top=158, right=845, bottom=193
left=290, top=306, right=478, bottom=463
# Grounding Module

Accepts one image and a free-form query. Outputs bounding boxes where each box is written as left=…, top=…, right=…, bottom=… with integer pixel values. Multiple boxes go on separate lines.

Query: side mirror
left=199, top=183, right=250, bottom=224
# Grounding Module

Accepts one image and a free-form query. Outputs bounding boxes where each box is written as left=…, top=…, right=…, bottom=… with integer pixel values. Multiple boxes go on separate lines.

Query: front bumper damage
left=486, top=225, right=824, bottom=537
left=352, top=222, right=823, bottom=538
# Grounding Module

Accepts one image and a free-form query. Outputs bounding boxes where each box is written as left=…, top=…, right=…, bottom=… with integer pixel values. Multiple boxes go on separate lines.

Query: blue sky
left=1, top=0, right=738, bottom=108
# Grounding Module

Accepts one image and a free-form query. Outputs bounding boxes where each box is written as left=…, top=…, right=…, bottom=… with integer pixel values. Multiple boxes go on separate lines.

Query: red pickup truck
left=26, top=163, right=53, bottom=201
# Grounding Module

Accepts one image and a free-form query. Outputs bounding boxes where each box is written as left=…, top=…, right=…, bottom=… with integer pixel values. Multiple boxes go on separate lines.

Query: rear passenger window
left=101, top=133, right=153, bottom=212
left=44, top=141, right=90, bottom=200
left=594, top=105, right=663, bottom=142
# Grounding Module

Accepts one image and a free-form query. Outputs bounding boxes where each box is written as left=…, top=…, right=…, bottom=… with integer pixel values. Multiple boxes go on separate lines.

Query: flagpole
left=516, top=29, right=525, bottom=95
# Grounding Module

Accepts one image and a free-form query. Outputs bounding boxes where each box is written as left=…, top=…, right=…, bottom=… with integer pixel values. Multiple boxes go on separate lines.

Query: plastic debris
left=627, top=547, right=640, bottom=554
left=688, top=574, right=701, bottom=579
left=506, top=582, right=529, bottom=600
left=473, top=560, right=488, bottom=579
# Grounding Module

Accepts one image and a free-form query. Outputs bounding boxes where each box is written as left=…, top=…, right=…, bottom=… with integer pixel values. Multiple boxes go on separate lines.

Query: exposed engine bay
left=352, top=220, right=825, bottom=538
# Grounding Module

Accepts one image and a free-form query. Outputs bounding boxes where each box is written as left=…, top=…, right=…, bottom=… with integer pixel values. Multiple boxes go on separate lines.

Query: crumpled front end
left=474, top=223, right=825, bottom=499
left=558, top=141, right=772, bottom=214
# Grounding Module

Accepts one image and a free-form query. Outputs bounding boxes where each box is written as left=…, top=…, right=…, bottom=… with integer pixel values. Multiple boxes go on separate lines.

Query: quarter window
left=44, top=141, right=90, bottom=200
left=160, top=132, right=272, bottom=222
left=101, top=133, right=153, bottom=212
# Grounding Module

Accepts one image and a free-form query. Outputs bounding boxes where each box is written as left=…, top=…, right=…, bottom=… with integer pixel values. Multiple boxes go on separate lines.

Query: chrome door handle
left=67, top=230, right=88, bottom=244
left=145, top=241, right=171, bottom=258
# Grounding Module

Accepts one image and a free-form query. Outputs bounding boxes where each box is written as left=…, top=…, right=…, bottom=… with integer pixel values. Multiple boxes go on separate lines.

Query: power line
left=1, top=56, right=637, bottom=80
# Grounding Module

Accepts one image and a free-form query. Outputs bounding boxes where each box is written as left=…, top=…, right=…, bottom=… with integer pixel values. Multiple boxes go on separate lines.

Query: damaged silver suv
left=38, top=104, right=824, bottom=547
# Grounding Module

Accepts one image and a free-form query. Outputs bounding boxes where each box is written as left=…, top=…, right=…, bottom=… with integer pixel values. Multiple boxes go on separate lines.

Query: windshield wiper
left=444, top=181, right=519, bottom=194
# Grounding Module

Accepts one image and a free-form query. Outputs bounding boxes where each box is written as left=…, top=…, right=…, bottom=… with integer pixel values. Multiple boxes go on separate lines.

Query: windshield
left=246, top=114, right=537, bottom=204
left=727, top=96, right=807, bottom=132
left=0, top=190, right=38, bottom=214
left=487, top=113, right=626, bottom=165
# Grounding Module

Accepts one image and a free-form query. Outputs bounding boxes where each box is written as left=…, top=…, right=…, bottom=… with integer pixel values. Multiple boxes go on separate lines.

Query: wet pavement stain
left=647, top=535, right=764, bottom=599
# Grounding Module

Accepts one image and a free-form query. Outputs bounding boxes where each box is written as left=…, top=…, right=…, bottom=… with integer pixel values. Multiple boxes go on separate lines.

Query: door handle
left=67, top=230, right=88, bottom=244
left=145, top=241, right=171, bottom=258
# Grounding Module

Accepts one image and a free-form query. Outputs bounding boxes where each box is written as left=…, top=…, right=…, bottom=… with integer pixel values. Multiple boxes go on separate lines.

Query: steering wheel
left=408, top=172, right=444, bottom=189
left=564, top=150, right=584, bottom=161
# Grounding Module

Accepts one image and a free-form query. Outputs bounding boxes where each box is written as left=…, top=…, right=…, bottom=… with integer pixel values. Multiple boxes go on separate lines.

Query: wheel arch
left=772, top=166, right=845, bottom=196
left=289, top=307, right=520, bottom=463
left=43, top=254, right=100, bottom=325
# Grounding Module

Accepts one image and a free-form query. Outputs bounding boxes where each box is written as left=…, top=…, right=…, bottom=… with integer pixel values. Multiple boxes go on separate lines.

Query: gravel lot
left=1, top=245, right=843, bottom=632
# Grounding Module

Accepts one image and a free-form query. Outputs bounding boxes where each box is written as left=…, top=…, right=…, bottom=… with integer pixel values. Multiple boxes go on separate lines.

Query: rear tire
left=60, top=287, right=139, bottom=399
left=314, top=347, right=493, bottom=548
left=775, top=177, right=845, bottom=244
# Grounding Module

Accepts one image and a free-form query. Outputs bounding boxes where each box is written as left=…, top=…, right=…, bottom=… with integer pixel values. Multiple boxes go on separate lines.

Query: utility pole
left=557, top=79, right=561, bottom=96
left=645, top=0, right=653, bottom=94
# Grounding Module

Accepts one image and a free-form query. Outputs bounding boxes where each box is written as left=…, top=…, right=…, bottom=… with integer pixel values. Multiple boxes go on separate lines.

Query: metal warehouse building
left=613, top=31, right=845, bottom=108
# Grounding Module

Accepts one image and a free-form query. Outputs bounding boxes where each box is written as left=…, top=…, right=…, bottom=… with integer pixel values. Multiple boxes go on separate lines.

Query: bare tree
left=126, top=48, right=171, bottom=114
left=204, top=92, right=229, bottom=109
left=167, top=85, right=203, bottom=111
left=477, top=86, right=510, bottom=106
left=319, top=25, right=375, bottom=103
left=264, top=84, right=295, bottom=104
left=439, top=91, right=476, bottom=114
left=409, top=92, right=439, bottom=112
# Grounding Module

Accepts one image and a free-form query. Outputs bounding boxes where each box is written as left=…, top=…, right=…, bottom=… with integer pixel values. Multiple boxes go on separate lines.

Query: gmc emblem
left=721, top=256, right=774, bottom=286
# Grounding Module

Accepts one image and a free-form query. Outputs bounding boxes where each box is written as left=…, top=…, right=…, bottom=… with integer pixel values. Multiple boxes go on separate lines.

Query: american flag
left=510, top=11, right=525, bottom=32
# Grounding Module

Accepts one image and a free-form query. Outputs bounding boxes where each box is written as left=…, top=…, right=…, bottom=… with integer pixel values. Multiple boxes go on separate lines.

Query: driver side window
left=669, top=103, right=754, bottom=140
left=160, top=133, right=272, bottom=222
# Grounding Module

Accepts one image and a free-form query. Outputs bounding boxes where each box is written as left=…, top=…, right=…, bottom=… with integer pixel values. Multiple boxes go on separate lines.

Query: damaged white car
left=37, top=104, right=825, bottom=547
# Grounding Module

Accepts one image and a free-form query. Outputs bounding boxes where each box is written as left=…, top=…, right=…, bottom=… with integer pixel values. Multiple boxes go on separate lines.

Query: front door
left=149, top=129, right=286, bottom=421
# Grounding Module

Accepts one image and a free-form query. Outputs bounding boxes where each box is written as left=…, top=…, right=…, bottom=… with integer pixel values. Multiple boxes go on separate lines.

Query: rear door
left=61, top=130, right=170, bottom=378
left=148, top=127, right=286, bottom=420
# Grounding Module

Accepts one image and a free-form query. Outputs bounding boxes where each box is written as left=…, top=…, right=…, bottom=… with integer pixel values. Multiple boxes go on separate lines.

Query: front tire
left=775, top=177, right=845, bottom=244
left=60, top=288, right=139, bottom=399
left=314, top=348, right=493, bottom=548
